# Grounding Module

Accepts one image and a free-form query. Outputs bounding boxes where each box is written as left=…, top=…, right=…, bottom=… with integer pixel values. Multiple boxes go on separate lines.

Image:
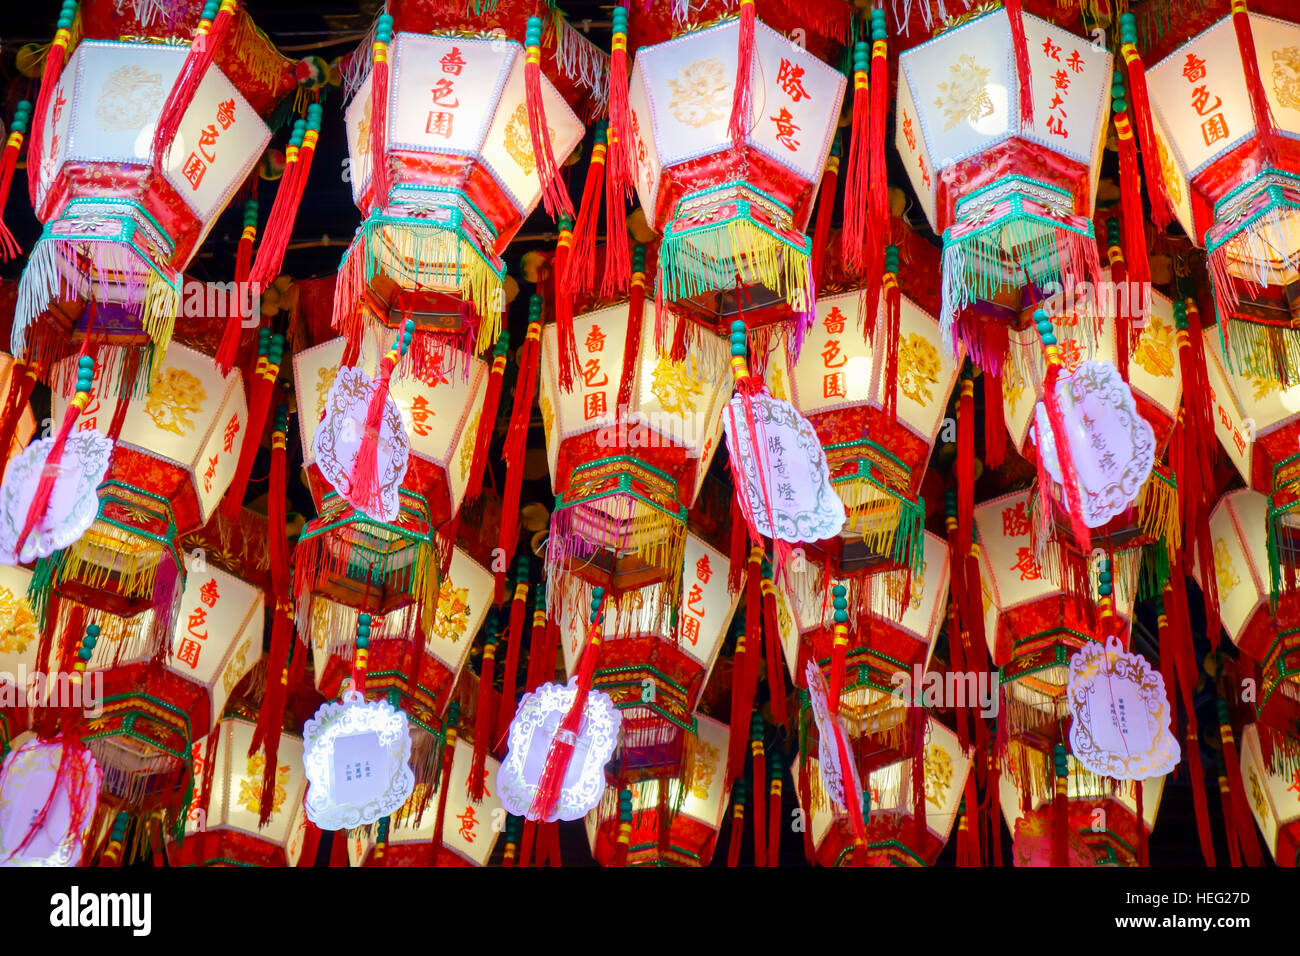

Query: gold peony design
left=1272, top=47, right=1300, bottom=111
left=316, top=366, right=338, bottom=419
left=1156, top=134, right=1183, bottom=208
left=97, top=65, right=166, bottom=131
left=538, top=384, right=555, bottom=441
left=356, top=98, right=372, bottom=156
left=768, top=366, right=788, bottom=402
left=431, top=578, right=471, bottom=644
left=222, top=640, right=250, bottom=695
left=1247, top=766, right=1268, bottom=821
left=239, top=753, right=290, bottom=815
left=1133, top=315, right=1176, bottom=378
left=0, top=585, right=37, bottom=655
left=503, top=103, right=554, bottom=176
left=1214, top=537, right=1240, bottom=595
left=897, top=334, right=941, bottom=404
left=1002, top=358, right=1025, bottom=409
left=144, top=367, right=207, bottom=436
left=924, top=744, right=954, bottom=809
left=934, top=55, right=993, bottom=131
left=885, top=559, right=927, bottom=612
left=650, top=356, right=706, bottom=415
left=668, top=58, right=731, bottom=128
left=689, top=741, right=721, bottom=800
left=459, top=410, right=481, bottom=482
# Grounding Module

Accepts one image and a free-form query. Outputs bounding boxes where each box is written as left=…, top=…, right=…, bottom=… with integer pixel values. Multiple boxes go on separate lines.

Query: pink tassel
left=841, top=42, right=870, bottom=276
left=523, top=16, right=574, bottom=222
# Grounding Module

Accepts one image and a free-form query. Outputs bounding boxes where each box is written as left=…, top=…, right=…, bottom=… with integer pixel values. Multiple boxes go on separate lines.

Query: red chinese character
left=680, top=615, right=701, bottom=646
left=216, top=99, right=236, bottom=130
left=1190, top=86, right=1223, bottom=117
left=902, top=111, right=916, bottom=152
left=1041, top=38, right=1061, bottom=61
left=583, top=392, right=607, bottom=420
left=1011, top=546, right=1041, bottom=582
left=222, top=413, right=240, bottom=453
left=823, top=371, right=846, bottom=399
left=52, top=90, right=66, bottom=124
left=823, top=307, right=847, bottom=335
left=409, top=395, right=434, bottom=437
left=1182, top=53, right=1207, bottom=83
left=695, top=554, right=713, bottom=584
left=776, top=58, right=809, bottom=102
left=187, top=607, right=209, bottom=640
left=418, top=352, right=450, bottom=388
left=1052, top=69, right=1071, bottom=91
left=918, top=156, right=931, bottom=189
left=198, top=123, right=219, bottom=163
left=581, top=359, right=608, bottom=388
left=1201, top=114, right=1229, bottom=146
left=1046, top=114, right=1068, bottom=138
left=466, top=766, right=491, bottom=799
left=426, top=111, right=454, bottom=138
left=456, top=805, right=478, bottom=842
left=686, top=583, right=706, bottom=616
left=77, top=417, right=97, bottom=432
left=431, top=78, right=459, bottom=108
left=820, top=339, right=847, bottom=369
left=203, top=454, right=218, bottom=494
left=770, top=107, right=800, bottom=151
left=440, top=47, right=466, bottom=75
left=182, top=153, right=207, bottom=189
left=585, top=325, right=606, bottom=353
left=177, top=638, right=202, bottom=668
left=199, top=578, right=220, bottom=608
left=1066, top=49, right=1084, bottom=73
left=1002, top=502, right=1032, bottom=538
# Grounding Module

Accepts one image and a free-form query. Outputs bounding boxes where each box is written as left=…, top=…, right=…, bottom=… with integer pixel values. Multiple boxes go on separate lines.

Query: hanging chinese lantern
left=335, top=11, right=586, bottom=373
left=554, top=533, right=741, bottom=783
left=1131, top=3, right=1300, bottom=385
left=584, top=713, right=731, bottom=866
left=796, top=715, right=971, bottom=867
left=622, top=5, right=847, bottom=355
left=895, top=6, right=1112, bottom=368
left=169, top=717, right=310, bottom=867
left=1000, top=740, right=1166, bottom=867
left=1196, top=489, right=1300, bottom=740
left=0, top=565, right=39, bottom=752
left=538, top=287, right=731, bottom=602
left=16, top=0, right=293, bottom=396
left=350, top=736, right=504, bottom=867
left=1237, top=723, right=1300, bottom=866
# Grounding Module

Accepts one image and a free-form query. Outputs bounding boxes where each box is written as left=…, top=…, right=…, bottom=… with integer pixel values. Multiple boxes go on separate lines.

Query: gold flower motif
left=431, top=578, right=471, bottom=644
left=97, top=65, right=166, bottom=131
left=768, top=366, right=788, bottom=402
left=1247, top=766, right=1268, bottom=822
left=316, top=366, right=338, bottom=419
left=689, top=741, right=720, bottom=800
left=538, top=383, right=555, bottom=440
left=934, top=55, right=993, bottom=131
left=1133, top=315, right=1176, bottom=378
left=222, top=640, right=250, bottom=695
left=1002, top=358, right=1025, bottom=409
left=0, top=586, right=37, bottom=656
left=1156, top=133, right=1182, bottom=209
left=650, top=356, right=706, bottom=415
left=1272, top=47, right=1300, bottom=112
left=668, top=58, right=731, bottom=128
left=503, top=103, right=553, bottom=176
left=459, top=410, right=481, bottom=482
left=1214, top=537, right=1240, bottom=595
left=897, top=333, right=941, bottom=405
left=239, top=752, right=290, bottom=816
left=144, top=367, right=207, bottom=436
left=924, top=744, right=953, bottom=809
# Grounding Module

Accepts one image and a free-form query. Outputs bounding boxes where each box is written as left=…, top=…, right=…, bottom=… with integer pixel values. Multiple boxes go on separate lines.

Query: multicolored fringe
left=833, top=473, right=925, bottom=582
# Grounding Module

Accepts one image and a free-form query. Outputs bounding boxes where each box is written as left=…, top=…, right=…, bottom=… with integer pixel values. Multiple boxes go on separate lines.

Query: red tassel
left=1051, top=753, right=1069, bottom=867
left=348, top=329, right=409, bottom=517
left=864, top=32, right=889, bottom=325
left=1105, top=219, right=1132, bottom=383
left=366, top=26, right=392, bottom=210
left=842, top=47, right=870, bottom=276
left=523, top=17, right=574, bottom=222
left=797, top=737, right=814, bottom=862
left=465, top=332, right=509, bottom=503
left=1232, top=1, right=1278, bottom=166
left=1134, top=781, right=1148, bottom=866
left=727, top=0, right=756, bottom=146
left=810, top=144, right=839, bottom=285
left=221, top=333, right=282, bottom=524
left=151, top=1, right=238, bottom=176
left=26, top=23, right=71, bottom=206
left=1005, top=0, right=1034, bottom=129
left=1120, top=29, right=1176, bottom=230
left=909, top=704, right=928, bottom=847
left=496, top=313, right=542, bottom=603
left=1115, top=120, right=1151, bottom=291
left=726, top=782, right=746, bottom=866
left=881, top=262, right=900, bottom=424
left=1042, top=360, right=1091, bottom=555
left=750, top=727, right=767, bottom=867
left=957, top=374, right=976, bottom=572
left=565, top=127, right=606, bottom=302
left=727, top=633, right=752, bottom=783
left=1218, top=706, right=1264, bottom=866
left=470, top=636, right=496, bottom=804
left=615, top=247, right=646, bottom=414
left=328, top=830, right=350, bottom=867
left=602, top=6, right=633, bottom=298
left=431, top=723, right=457, bottom=863
left=983, top=368, right=1006, bottom=470
left=297, top=821, right=322, bottom=867
left=215, top=201, right=258, bottom=375
left=963, top=770, right=982, bottom=866
left=0, top=362, right=37, bottom=463
left=527, top=591, right=607, bottom=821
left=524, top=593, right=552, bottom=693
left=518, top=819, right=537, bottom=866
left=761, top=578, right=788, bottom=729
left=248, top=107, right=321, bottom=292
left=0, top=102, right=31, bottom=261
left=767, top=756, right=782, bottom=866
left=495, top=569, right=530, bottom=746
left=552, top=225, right=580, bottom=393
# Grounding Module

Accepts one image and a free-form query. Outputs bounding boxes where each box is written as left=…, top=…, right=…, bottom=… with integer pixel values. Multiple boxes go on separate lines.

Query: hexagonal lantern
left=556, top=532, right=740, bottom=783
left=1238, top=723, right=1300, bottom=866
left=583, top=713, right=731, bottom=866
left=348, top=736, right=504, bottom=867
left=896, top=8, right=1111, bottom=364
left=173, top=717, right=310, bottom=867
left=797, top=716, right=971, bottom=867
left=0, top=564, right=38, bottom=751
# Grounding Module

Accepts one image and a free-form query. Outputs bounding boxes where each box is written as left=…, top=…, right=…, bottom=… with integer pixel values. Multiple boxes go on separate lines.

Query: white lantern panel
left=388, top=35, right=509, bottom=158
left=895, top=69, right=938, bottom=228
left=627, top=58, right=662, bottom=220
left=167, top=566, right=263, bottom=726
left=1019, top=15, right=1112, bottom=168
left=344, top=71, right=374, bottom=206
left=1195, top=490, right=1269, bottom=647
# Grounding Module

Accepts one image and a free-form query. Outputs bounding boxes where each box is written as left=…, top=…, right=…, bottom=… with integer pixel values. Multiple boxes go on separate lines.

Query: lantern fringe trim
left=835, top=479, right=925, bottom=581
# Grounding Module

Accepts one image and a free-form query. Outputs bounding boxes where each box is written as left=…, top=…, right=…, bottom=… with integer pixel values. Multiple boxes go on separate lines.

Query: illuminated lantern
left=555, top=533, right=741, bottom=782
left=538, top=293, right=730, bottom=598
left=74, top=563, right=262, bottom=832
left=974, top=489, right=1135, bottom=738
left=0, top=732, right=102, bottom=866
left=584, top=713, right=731, bottom=866
left=626, top=11, right=846, bottom=346
left=1137, top=4, right=1300, bottom=383
left=172, top=717, right=309, bottom=867
left=349, top=737, right=504, bottom=867
left=1000, top=740, right=1165, bottom=867
left=16, top=0, right=291, bottom=393
left=306, top=545, right=493, bottom=775
left=895, top=7, right=1111, bottom=364
left=337, top=21, right=584, bottom=370
left=0, top=353, right=36, bottom=463
left=1196, top=489, right=1300, bottom=734
left=0, top=565, right=39, bottom=750
left=1237, top=723, right=1300, bottom=866
left=796, top=716, right=971, bottom=867
left=293, top=336, right=486, bottom=528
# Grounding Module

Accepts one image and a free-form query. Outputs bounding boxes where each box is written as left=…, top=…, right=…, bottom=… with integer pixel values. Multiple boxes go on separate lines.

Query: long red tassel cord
left=565, top=122, right=605, bottom=302
left=25, top=5, right=73, bottom=207
left=1118, top=13, right=1176, bottom=230
left=750, top=713, right=767, bottom=867
left=1005, top=0, right=1034, bottom=129
left=810, top=138, right=840, bottom=285
left=0, top=101, right=32, bottom=260
left=464, top=331, right=510, bottom=503
left=842, top=41, right=870, bottom=275
left=863, top=11, right=889, bottom=326
left=726, top=780, right=746, bottom=866
left=496, top=297, right=543, bottom=603
left=366, top=15, right=394, bottom=210
left=214, top=199, right=260, bottom=374
left=469, top=622, right=497, bottom=804
left=601, top=5, right=632, bottom=298
left=220, top=330, right=282, bottom=523
left=727, top=0, right=756, bottom=146
left=348, top=321, right=414, bottom=516
left=248, top=106, right=322, bottom=295
left=761, top=572, right=789, bottom=729
left=431, top=706, right=458, bottom=865
left=151, top=0, right=238, bottom=174
left=495, top=559, right=531, bottom=746
left=523, top=15, right=574, bottom=222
